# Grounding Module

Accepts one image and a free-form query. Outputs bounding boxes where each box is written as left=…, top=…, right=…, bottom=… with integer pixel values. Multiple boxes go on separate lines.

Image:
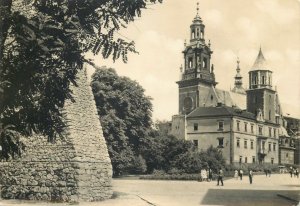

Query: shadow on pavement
left=281, top=185, right=300, bottom=187
left=201, top=189, right=299, bottom=206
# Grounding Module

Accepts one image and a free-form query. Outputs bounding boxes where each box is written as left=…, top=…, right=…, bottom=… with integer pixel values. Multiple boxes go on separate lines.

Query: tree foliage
left=140, top=130, right=226, bottom=174
left=0, top=0, right=162, bottom=159
left=91, top=67, right=153, bottom=175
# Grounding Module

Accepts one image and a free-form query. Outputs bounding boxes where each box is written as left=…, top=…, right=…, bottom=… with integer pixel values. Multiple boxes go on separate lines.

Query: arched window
left=191, top=29, right=195, bottom=39
left=269, top=110, right=271, bottom=120
left=196, top=28, right=200, bottom=38
left=200, top=30, right=204, bottom=39
left=262, top=76, right=265, bottom=85
left=202, top=58, right=207, bottom=69
left=188, top=57, right=193, bottom=68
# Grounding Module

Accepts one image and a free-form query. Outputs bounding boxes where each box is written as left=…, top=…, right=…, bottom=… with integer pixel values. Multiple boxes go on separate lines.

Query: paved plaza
left=0, top=174, right=299, bottom=206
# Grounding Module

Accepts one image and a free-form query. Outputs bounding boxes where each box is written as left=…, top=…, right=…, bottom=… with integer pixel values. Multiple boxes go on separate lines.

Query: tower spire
left=236, top=57, right=240, bottom=73
left=196, top=2, right=199, bottom=16
left=231, top=56, right=246, bottom=94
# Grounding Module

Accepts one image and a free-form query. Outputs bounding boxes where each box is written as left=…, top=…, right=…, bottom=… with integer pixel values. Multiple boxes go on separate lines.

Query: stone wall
left=0, top=67, right=113, bottom=202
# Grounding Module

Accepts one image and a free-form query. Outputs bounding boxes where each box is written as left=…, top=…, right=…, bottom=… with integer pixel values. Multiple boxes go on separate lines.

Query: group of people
left=200, top=166, right=299, bottom=187
left=200, top=168, right=254, bottom=186
left=233, top=169, right=253, bottom=183
left=264, top=169, right=272, bottom=177
left=199, top=168, right=213, bottom=182
left=289, top=167, right=299, bottom=178
left=234, top=169, right=244, bottom=180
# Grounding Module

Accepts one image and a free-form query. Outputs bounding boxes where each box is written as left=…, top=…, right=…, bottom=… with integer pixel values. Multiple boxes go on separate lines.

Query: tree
left=91, top=67, right=153, bottom=175
left=0, top=0, right=162, bottom=159
left=140, top=128, right=226, bottom=174
left=199, top=146, right=226, bottom=172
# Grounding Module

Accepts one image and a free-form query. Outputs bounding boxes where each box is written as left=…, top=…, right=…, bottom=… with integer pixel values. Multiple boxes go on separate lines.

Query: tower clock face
left=184, top=97, right=193, bottom=111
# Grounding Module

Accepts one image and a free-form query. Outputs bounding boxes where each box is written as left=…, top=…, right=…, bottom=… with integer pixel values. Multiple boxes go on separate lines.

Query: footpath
left=0, top=174, right=299, bottom=206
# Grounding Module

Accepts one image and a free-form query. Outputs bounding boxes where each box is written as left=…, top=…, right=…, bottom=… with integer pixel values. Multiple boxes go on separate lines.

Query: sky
left=87, top=0, right=300, bottom=121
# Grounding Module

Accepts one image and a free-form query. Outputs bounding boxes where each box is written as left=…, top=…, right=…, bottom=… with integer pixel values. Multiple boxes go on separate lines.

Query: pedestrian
left=239, top=169, right=243, bottom=180
left=208, top=168, right=213, bottom=181
left=201, top=169, right=207, bottom=182
left=249, top=170, right=253, bottom=184
left=198, top=170, right=202, bottom=182
left=217, top=169, right=224, bottom=186
left=264, top=169, right=268, bottom=177
left=295, top=169, right=299, bottom=178
left=234, top=169, right=238, bottom=180
left=289, top=167, right=293, bottom=178
left=268, top=169, right=271, bottom=177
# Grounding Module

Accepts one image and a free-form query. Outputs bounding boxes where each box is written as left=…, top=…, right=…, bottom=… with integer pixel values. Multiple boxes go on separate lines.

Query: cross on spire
left=236, top=57, right=241, bottom=74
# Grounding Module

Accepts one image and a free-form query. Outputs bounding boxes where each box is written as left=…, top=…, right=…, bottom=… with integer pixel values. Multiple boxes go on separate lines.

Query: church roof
left=228, top=91, right=247, bottom=108
left=215, top=89, right=235, bottom=106
left=251, top=48, right=269, bottom=71
left=187, top=106, right=256, bottom=120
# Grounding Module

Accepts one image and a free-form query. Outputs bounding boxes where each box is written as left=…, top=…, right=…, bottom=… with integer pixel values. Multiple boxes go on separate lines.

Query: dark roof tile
left=187, top=106, right=256, bottom=120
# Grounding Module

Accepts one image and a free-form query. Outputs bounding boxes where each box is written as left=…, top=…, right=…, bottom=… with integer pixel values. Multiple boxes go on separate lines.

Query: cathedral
left=168, top=6, right=297, bottom=166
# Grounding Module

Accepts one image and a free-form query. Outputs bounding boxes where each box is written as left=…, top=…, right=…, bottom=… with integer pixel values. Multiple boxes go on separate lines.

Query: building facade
left=283, top=116, right=300, bottom=165
left=168, top=6, right=296, bottom=166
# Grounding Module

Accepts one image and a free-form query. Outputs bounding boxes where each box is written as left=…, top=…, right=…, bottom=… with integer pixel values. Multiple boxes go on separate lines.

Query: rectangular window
left=218, top=138, right=224, bottom=148
left=271, top=158, right=274, bottom=164
left=244, top=122, right=248, bottom=132
left=237, top=121, right=240, bottom=131
left=245, top=157, right=248, bottom=163
left=268, top=143, right=271, bottom=152
left=239, top=156, right=242, bottom=163
left=251, top=141, right=254, bottom=149
left=218, top=121, right=224, bottom=131
left=259, top=127, right=263, bottom=135
left=251, top=124, right=254, bottom=133
left=193, top=140, right=198, bottom=147
left=262, top=141, right=265, bottom=149
left=237, top=139, right=240, bottom=148
left=269, top=127, right=272, bottom=137
left=252, top=156, right=255, bottom=163
left=273, top=143, right=276, bottom=151
left=244, top=140, right=247, bottom=149
left=194, top=123, right=198, bottom=131
left=273, top=128, right=276, bottom=138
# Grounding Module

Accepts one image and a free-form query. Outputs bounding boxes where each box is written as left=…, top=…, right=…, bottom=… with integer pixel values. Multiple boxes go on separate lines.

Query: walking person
left=268, top=169, right=271, bottom=177
left=201, top=169, right=208, bottom=182
left=249, top=170, right=253, bottom=184
left=234, top=169, right=238, bottom=180
left=239, top=169, right=243, bottom=180
left=295, top=169, right=299, bottom=178
left=289, top=167, right=293, bottom=178
left=217, top=169, right=224, bottom=186
left=264, top=169, right=268, bottom=177
left=208, top=168, right=213, bottom=182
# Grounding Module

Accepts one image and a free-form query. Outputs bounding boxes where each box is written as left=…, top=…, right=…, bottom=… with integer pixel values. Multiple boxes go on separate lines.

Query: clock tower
left=177, top=3, right=217, bottom=114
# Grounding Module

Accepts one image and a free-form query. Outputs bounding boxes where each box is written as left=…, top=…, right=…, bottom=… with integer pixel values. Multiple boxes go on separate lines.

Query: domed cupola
left=190, top=2, right=205, bottom=43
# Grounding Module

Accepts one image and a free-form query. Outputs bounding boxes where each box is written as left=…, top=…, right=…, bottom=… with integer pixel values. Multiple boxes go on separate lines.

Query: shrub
left=130, top=155, right=147, bottom=174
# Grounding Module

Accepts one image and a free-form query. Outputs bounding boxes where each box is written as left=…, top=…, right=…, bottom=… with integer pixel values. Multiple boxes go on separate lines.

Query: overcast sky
left=87, top=0, right=300, bottom=120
